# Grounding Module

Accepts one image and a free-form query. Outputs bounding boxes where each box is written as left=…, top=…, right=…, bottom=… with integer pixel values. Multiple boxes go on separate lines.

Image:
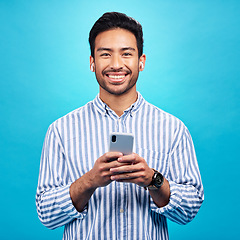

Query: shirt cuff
left=56, top=184, right=88, bottom=220
left=149, top=180, right=183, bottom=215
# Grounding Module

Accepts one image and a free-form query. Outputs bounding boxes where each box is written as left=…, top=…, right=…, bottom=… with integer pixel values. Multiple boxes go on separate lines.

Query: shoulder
left=144, top=101, right=194, bottom=150
left=49, top=100, right=94, bottom=131
left=143, top=100, right=186, bottom=129
left=142, top=100, right=190, bottom=146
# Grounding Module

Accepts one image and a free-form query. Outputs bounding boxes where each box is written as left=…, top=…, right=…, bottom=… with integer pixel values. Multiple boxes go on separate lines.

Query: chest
left=62, top=113, right=171, bottom=180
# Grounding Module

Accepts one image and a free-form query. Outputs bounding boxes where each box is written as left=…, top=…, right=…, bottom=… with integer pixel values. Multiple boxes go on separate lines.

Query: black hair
left=89, top=12, right=143, bottom=58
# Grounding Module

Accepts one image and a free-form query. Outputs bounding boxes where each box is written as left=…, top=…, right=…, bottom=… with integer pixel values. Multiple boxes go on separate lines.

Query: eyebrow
left=121, top=47, right=136, bottom=51
left=96, top=47, right=136, bottom=52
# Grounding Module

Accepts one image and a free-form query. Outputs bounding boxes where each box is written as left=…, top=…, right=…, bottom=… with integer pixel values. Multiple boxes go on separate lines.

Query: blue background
left=0, top=0, right=239, bottom=239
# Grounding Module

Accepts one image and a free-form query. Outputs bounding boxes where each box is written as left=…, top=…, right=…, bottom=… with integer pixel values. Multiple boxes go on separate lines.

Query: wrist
left=84, top=171, right=99, bottom=190
left=145, top=169, right=164, bottom=190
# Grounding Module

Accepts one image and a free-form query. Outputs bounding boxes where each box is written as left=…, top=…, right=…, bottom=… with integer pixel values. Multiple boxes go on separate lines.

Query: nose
left=110, top=54, right=123, bottom=69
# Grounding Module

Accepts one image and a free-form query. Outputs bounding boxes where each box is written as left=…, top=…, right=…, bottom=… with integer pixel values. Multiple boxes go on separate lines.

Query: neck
left=99, top=89, right=138, bottom=117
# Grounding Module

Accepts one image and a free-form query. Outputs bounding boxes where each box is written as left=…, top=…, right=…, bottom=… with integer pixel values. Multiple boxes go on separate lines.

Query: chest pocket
left=135, top=148, right=169, bottom=177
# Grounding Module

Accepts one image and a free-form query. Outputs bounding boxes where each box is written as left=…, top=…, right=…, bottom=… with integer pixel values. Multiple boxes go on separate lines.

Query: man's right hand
left=87, top=152, right=124, bottom=188
left=70, top=152, right=124, bottom=212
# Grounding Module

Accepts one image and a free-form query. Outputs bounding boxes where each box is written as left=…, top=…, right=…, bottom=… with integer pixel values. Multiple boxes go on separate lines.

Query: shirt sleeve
left=150, top=126, right=204, bottom=225
left=36, top=124, right=87, bottom=230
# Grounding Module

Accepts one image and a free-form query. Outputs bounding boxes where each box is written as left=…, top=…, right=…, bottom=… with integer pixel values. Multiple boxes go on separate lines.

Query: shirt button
left=120, top=209, right=124, bottom=213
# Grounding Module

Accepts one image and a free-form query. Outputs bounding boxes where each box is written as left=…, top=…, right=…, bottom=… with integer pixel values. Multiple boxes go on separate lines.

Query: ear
left=90, top=56, right=95, bottom=72
left=139, top=54, right=146, bottom=71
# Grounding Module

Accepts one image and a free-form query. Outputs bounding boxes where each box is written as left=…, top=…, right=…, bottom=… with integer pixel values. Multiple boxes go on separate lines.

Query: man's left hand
left=109, top=153, right=154, bottom=187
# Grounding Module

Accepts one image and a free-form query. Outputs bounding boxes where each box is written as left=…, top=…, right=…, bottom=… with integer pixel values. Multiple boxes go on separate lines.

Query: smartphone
left=109, top=132, right=134, bottom=155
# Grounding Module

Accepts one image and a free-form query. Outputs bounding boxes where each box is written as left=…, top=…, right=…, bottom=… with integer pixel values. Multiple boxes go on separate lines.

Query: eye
left=100, top=53, right=110, bottom=57
left=123, top=52, right=132, bottom=57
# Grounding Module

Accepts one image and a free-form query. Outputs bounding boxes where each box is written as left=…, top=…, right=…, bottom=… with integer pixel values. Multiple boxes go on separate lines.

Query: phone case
left=109, top=132, right=134, bottom=155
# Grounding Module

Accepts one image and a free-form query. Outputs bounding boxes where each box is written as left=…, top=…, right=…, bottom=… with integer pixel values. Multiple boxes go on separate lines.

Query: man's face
left=90, top=28, right=146, bottom=96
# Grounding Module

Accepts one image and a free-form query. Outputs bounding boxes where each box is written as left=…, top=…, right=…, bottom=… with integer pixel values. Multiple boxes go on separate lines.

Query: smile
left=107, top=74, right=126, bottom=79
left=105, top=73, right=129, bottom=83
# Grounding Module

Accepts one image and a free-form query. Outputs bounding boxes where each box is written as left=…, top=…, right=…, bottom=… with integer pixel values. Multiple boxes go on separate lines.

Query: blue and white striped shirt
left=36, top=92, right=204, bottom=240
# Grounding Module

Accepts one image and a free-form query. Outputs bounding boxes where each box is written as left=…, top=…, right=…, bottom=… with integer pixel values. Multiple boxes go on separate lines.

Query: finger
left=100, top=152, right=123, bottom=162
left=110, top=170, right=150, bottom=187
left=108, top=161, right=131, bottom=169
left=110, top=171, right=141, bottom=181
left=117, top=153, right=141, bottom=164
left=109, top=164, right=139, bottom=173
left=98, top=158, right=130, bottom=174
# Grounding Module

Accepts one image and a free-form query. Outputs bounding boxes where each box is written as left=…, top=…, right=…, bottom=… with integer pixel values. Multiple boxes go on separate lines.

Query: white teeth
left=108, top=75, right=125, bottom=79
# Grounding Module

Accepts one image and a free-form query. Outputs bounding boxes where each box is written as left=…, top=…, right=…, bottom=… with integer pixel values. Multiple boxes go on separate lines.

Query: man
left=36, top=12, right=204, bottom=240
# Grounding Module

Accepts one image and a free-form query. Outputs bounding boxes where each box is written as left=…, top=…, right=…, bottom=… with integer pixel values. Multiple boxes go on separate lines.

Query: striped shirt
left=36, top=92, right=204, bottom=240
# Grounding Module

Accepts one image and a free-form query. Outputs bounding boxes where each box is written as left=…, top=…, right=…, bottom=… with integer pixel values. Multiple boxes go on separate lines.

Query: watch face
left=147, top=170, right=164, bottom=190
left=154, top=172, right=163, bottom=188
left=156, top=174, right=162, bottom=183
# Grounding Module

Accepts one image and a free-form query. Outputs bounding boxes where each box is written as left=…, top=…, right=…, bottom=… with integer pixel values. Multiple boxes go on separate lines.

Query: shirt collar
left=92, top=91, right=145, bottom=116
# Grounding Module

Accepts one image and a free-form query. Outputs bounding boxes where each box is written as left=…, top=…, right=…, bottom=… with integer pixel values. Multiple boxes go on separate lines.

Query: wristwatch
left=145, top=169, right=164, bottom=190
